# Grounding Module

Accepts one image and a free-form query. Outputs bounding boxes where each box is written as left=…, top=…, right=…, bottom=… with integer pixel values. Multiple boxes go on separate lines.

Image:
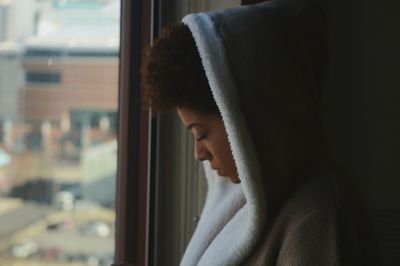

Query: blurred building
left=0, top=0, right=120, bottom=205
left=0, top=1, right=119, bottom=264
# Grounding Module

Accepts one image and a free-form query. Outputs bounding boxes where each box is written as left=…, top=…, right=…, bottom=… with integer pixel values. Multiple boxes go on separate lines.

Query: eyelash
left=196, top=133, right=208, bottom=141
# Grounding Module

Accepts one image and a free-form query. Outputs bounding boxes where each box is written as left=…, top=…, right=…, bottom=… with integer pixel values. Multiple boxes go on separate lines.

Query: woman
left=142, top=0, right=379, bottom=265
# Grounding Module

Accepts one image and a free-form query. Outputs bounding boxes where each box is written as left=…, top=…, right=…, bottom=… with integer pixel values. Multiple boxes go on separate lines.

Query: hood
left=181, top=1, right=330, bottom=265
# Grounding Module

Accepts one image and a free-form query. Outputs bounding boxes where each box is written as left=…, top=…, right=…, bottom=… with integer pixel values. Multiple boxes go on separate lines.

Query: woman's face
left=177, top=107, right=240, bottom=183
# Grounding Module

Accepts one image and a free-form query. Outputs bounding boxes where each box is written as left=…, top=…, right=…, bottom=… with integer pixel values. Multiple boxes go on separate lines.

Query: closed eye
left=196, top=133, right=208, bottom=141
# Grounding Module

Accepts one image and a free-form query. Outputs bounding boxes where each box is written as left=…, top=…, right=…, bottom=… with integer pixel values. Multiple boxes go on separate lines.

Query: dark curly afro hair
left=141, top=23, right=219, bottom=115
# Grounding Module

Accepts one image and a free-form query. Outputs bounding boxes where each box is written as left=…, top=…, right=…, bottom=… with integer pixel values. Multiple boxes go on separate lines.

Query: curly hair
left=141, top=23, right=218, bottom=114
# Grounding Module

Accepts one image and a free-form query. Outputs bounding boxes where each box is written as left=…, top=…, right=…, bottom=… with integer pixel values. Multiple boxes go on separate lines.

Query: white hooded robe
left=179, top=1, right=379, bottom=265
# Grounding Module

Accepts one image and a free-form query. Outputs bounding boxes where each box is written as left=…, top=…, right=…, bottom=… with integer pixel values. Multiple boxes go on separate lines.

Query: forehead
left=176, top=107, right=210, bottom=127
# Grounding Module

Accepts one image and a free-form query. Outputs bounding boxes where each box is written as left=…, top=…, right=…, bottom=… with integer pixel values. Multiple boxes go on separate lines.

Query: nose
left=194, top=142, right=211, bottom=161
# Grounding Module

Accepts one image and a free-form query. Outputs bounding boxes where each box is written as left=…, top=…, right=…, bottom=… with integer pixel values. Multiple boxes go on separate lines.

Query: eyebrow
left=187, top=123, right=203, bottom=130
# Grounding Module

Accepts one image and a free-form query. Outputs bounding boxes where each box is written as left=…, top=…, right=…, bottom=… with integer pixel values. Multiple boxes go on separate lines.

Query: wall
left=319, top=0, right=400, bottom=264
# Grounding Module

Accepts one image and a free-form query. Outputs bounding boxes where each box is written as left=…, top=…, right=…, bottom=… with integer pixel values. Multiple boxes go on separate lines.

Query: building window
left=25, top=71, right=61, bottom=84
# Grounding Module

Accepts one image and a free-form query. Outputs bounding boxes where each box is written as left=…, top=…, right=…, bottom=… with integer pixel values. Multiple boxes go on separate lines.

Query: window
left=26, top=71, right=61, bottom=84
left=0, top=1, right=120, bottom=265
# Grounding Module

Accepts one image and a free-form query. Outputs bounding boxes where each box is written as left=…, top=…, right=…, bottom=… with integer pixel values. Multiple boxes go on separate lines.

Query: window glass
left=0, top=1, right=120, bottom=265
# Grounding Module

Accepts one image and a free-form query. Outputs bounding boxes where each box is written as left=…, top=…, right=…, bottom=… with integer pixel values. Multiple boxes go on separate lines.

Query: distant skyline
left=31, top=0, right=120, bottom=48
left=0, top=0, right=120, bottom=49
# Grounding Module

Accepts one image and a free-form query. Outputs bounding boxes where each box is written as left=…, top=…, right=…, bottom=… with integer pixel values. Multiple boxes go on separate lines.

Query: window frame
left=113, top=0, right=153, bottom=265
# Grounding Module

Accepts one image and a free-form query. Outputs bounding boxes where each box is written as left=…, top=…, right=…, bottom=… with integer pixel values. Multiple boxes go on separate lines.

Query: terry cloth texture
left=180, top=0, right=380, bottom=265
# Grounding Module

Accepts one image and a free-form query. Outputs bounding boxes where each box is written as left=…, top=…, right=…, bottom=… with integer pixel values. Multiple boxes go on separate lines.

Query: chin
left=216, top=170, right=241, bottom=184
left=229, top=176, right=241, bottom=184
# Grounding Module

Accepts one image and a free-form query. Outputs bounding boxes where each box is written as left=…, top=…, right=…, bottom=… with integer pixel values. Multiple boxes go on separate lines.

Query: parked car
left=10, top=239, right=38, bottom=258
left=79, top=220, right=111, bottom=238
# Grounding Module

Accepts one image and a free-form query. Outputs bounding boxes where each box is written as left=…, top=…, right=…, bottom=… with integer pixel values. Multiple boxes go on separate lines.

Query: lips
left=214, top=169, right=223, bottom=176
left=210, top=165, right=218, bottom=170
left=210, top=164, right=225, bottom=176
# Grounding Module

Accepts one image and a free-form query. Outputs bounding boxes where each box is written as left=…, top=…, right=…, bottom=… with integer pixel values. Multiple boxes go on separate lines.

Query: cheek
left=223, top=147, right=237, bottom=173
left=212, top=136, right=236, bottom=173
